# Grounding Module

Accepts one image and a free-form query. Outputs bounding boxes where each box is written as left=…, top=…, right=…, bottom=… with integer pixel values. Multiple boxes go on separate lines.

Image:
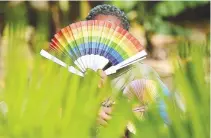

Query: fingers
left=99, top=109, right=112, bottom=120
left=97, top=69, right=108, bottom=88
left=97, top=107, right=112, bottom=126
left=97, top=118, right=108, bottom=126
left=98, top=69, right=107, bottom=80
left=98, top=79, right=104, bottom=88
left=103, top=106, right=112, bottom=115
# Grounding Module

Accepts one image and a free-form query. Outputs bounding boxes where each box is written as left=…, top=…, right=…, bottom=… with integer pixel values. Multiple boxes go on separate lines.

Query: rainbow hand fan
left=40, top=20, right=147, bottom=77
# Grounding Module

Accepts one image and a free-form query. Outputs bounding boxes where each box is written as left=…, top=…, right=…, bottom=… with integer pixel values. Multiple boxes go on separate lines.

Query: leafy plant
left=0, top=23, right=209, bottom=138
left=0, top=1, right=210, bottom=137
left=110, top=1, right=209, bottom=36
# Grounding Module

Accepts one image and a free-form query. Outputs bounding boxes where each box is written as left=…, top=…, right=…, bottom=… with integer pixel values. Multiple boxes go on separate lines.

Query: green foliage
left=4, top=2, right=27, bottom=26
left=154, top=1, right=209, bottom=17
left=0, top=23, right=209, bottom=138
left=0, top=1, right=210, bottom=137
left=143, top=16, right=191, bottom=35
left=1, top=24, right=112, bottom=138
left=173, top=46, right=210, bottom=138
left=109, top=1, right=209, bottom=36
left=106, top=1, right=138, bottom=11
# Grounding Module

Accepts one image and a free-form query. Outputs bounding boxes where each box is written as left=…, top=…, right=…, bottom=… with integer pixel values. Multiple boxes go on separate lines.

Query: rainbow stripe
left=50, top=20, right=144, bottom=66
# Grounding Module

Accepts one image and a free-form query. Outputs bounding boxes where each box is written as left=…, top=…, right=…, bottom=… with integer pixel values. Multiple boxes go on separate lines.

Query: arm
left=123, top=78, right=170, bottom=124
left=125, top=63, right=171, bottom=124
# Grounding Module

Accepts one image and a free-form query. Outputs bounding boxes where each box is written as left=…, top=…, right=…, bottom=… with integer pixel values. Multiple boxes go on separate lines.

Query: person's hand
left=97, top=106, right=112, bottom=126
left=97, top=69, right=107, bottom=88
left=97, top=69, right=112, bottom=126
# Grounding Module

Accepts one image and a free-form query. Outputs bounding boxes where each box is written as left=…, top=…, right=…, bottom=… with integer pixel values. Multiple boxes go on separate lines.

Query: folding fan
left=40, top=20, right=147, bottom=77
left=123, top=79, right=158, bottom=104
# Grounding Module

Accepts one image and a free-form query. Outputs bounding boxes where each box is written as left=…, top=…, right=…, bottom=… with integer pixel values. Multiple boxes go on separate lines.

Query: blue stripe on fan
left=68, top=42, right=124, bottom=65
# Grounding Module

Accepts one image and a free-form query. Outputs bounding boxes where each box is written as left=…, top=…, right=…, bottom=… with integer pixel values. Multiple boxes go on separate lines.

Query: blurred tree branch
left=68, top=1, right=80, bottom=23
left=25, top=1, right=38, bottom=28
left=49, top=1, right=62, bottom=39
left=0, top=2, right=7, bottom=43
left=0, top=13, right=5, bottom=42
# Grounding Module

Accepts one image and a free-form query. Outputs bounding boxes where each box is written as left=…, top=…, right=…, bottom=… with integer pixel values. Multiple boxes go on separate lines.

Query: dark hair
left=86, top=4, right=130, bottom=31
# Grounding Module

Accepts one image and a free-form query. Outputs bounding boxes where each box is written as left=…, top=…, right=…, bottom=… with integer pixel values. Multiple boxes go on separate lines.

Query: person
left=86, top=4, right=170, bottom=132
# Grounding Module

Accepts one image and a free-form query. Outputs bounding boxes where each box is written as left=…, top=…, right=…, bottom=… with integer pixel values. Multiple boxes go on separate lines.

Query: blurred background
left=0, top=1, right=210, bottom=90
left=0, top=2, right=210, bottom=138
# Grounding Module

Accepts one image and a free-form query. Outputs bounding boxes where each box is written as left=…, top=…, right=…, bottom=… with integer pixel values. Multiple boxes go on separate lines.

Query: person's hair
left=86, top=4, right=130, bottom=31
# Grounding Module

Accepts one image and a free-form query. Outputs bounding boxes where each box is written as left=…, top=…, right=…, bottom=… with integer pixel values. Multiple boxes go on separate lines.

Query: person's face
left=93, top=14, right=123, bottom=28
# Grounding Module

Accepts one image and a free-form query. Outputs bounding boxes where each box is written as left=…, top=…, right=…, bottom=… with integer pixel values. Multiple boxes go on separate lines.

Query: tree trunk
left=145, top=31, right=153, bottom=57
left=68, top=1, right=80, bottom=23
left=0, top=2, right=7, bottom=43
left=0, top=13, right=5, bottom=41
left=49, top=1, right=62, bottom=40
left=24, top=1, right=37, bottom=53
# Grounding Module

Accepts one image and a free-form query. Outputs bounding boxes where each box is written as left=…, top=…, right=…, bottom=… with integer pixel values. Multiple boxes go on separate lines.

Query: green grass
left=0, top=24, right=209, bottom=138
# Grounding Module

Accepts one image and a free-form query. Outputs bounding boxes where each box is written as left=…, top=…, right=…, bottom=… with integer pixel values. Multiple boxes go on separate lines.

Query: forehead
left=93, top=14, right=123, bottom=28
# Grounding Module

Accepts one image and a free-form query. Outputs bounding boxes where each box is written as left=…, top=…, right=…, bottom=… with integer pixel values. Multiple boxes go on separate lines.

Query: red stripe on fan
left=55, top=30, right=63, bottom=38
left=50, top=43, right=58, bottom=50
left=75, top=22, right=82, bottom=28
left=130, top=36, right=143, bottom=51
left=61, top=28, right=69, bottom=34
left=81, top=21, right=87, bottom=27
left=87, top=20, right=93, bottom=26
left=69, top=23, right=77, bottom=30
left=98, top=20, right=105, bottom=26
